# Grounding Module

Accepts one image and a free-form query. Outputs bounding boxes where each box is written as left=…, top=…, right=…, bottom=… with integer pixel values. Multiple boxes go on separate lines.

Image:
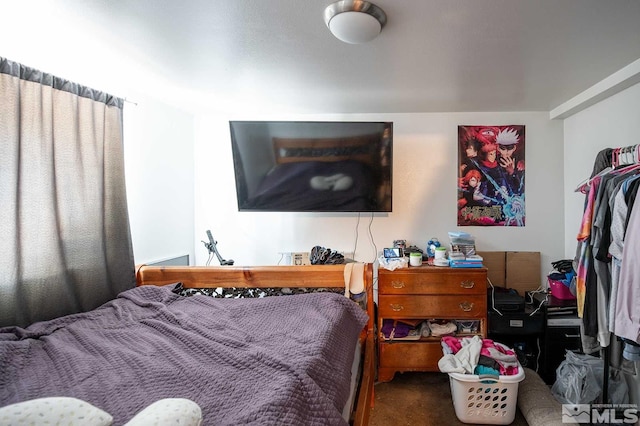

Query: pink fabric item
left=440, top=337, right=519, bottom=375
left=575, top=177, right=602, bottom=318
left=442, top=336, right=462, bottom=353
left=479, top=339, right=519, bottom=375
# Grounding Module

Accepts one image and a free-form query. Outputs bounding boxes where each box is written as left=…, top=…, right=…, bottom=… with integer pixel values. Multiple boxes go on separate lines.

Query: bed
left=0, top=264, right=375, bottom=426
left=245, top=135, right=383, bottom=211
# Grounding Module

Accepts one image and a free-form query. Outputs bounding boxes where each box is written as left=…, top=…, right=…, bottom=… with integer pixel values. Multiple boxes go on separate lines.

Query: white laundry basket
left=448, top=365, right=525, bottom=425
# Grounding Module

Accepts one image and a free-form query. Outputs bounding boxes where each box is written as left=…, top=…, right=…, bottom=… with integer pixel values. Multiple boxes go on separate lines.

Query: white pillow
left=124, top=398, right=202, bottom=426
left=0, top=397, right=113, bottom=425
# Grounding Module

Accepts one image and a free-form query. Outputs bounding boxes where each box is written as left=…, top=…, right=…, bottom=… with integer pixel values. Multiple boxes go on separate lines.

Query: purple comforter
left=0, top=285, right=368, bottom=425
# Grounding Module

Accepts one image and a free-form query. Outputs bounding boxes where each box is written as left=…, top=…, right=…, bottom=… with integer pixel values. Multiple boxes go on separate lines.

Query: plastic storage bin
left=548, top=278, right=576, bottom=300
left=448, top=364, right=525, bottom=424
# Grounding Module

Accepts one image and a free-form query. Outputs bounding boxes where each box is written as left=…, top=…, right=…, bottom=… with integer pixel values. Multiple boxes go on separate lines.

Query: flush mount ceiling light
left=323, top=0, right=387, bottom=44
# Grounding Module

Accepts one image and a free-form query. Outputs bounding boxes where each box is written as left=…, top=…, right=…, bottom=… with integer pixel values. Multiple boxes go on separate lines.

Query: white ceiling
left=45, top=0, right=640, bottom=114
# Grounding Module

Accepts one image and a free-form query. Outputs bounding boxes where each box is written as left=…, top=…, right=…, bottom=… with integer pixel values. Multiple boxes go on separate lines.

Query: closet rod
left=574, top=144, right=640, bottom=193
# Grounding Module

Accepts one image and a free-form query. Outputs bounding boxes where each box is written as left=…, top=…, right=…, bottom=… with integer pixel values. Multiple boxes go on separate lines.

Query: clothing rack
left=576, top=143, right=640, bottom=405
left=611, top=145, right=640, bottom=168
left=575, top=144, right=640, bottom=193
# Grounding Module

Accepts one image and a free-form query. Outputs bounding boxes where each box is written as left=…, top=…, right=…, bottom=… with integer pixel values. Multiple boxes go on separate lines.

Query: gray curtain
left=0, top=57, right=135, bottom=328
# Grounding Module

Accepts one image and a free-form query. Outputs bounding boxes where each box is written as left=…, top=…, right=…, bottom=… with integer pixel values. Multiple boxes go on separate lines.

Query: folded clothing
left=429, top=321, right=457, bottom=337
left=381, top=319, right=411, bottom=338
left=381, top=319, right=424, bottom=339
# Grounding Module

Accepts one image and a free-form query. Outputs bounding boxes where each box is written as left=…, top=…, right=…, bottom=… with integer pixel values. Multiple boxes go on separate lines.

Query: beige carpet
left=369, top=372, right=528, bottom=426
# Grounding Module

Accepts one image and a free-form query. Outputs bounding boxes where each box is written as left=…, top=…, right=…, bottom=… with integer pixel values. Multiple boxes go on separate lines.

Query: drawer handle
left=460, top=280, right=475, bottom=289
left=459, top=302, right=474, bottom=312
left=391, top=281, right=405, bottom=289
left=564, top=334, right=580, bottom=338
left=390, top=303, right=404, bottom=312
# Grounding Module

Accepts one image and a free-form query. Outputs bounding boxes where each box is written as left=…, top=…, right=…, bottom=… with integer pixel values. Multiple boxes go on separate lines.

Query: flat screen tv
left=229, top=121, right=393, bottom=212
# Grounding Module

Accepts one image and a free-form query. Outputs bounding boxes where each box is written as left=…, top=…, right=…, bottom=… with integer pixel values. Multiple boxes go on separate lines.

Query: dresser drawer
left=378, top=295, right=487, bottom=318
left=378, top=341, right=442, bottom=370
left=378, top=270, right=486, bottom=295
left=376, top=266, right=488, bottom=382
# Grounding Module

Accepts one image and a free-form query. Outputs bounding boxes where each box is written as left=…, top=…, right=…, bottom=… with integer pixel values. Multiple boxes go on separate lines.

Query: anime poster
left=457, top=125, right=525, bottom=226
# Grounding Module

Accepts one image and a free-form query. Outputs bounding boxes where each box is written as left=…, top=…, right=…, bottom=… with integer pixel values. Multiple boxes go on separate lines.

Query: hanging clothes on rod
left=611, top=144, right=640, bottom=168
left=573, top=144, right=640, bottom=404
left=576, top=147, right=640, bottom=341
left=574, top=148, right=612, bottom=193
left=575, top=145, right=640, bottom=193
left=575, top=166, right=613, bottom=194
left=575, top=149, right=640, bottom=339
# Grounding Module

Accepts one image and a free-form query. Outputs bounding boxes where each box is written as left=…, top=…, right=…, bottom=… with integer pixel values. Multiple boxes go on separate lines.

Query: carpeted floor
left=369, top=372, right=528, bottom=426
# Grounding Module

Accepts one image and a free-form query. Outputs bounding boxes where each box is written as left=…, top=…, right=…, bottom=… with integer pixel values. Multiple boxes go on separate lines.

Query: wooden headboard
left=272, top=134, right=379, bottom=166
left=135, top=264, right=375, bottom=333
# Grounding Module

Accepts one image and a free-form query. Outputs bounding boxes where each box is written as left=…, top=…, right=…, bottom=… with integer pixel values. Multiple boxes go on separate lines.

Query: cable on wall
left=352, top=213, right=361, bottom=261
left=366, top=212, right=378, bottom=263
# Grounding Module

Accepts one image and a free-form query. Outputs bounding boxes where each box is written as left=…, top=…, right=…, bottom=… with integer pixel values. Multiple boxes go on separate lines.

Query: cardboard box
left=477, top=251, right=506, bottom=287
left=506, top=251, right=541, bottom=295
left=477, top=251, right=541, bottom=295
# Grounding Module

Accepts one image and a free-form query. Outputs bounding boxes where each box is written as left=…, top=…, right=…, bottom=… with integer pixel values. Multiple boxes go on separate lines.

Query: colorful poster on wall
left=457, top=125, right=525, bottom=226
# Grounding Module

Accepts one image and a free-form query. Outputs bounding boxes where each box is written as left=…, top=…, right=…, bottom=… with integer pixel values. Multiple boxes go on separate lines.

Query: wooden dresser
left=377, top=266, right=488, bottom=382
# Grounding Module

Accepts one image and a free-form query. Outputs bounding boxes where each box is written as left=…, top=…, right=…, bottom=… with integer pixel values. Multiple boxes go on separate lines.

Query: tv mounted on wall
left=229, top=121, right=393, bottom=212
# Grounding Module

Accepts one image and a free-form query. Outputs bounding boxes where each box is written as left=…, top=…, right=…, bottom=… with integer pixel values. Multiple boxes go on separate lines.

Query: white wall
left=563, top=82, right=640, bottom=257
left=194, top=112, right=564, bottom=288
left=124, top=95, right=195, bottom=265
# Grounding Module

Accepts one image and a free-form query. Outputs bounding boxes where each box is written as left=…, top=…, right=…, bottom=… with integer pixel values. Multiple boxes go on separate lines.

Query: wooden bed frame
left=135, top=263, right=375, bottom=426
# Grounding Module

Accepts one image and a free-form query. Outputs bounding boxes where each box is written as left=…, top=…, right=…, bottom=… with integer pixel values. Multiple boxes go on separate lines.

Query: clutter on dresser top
left=379, top=234, right=487, bottom=269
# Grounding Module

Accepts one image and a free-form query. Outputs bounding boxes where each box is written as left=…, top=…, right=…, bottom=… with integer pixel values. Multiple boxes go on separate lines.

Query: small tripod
left=202, top=230, right=234, bottom=266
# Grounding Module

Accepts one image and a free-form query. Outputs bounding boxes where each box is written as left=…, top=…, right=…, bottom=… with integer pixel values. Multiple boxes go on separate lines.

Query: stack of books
left=449, top=253, right=484, bottom=268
